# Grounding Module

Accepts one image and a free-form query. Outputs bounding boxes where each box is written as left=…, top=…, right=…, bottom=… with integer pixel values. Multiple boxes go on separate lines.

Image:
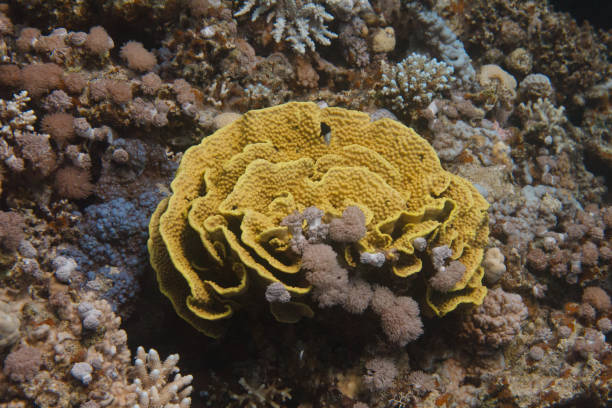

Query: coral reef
left=457, top=0, right=610, bottom=113
left=0, top=256, right=192, bottom=408
left=0, top=0, right=609, bottom=407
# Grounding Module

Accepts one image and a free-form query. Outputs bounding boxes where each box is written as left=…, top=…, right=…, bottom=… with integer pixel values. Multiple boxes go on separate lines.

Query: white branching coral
left=131, top=347, right=193, bottom=408
left=0, top=90, right=56, bottom=175
left=235, top=0, right=370, bottom=54
left=0, top=91, right=36, bottom=171
left=0, top=91, right=37, bottom=134
left=517, top=97, right=567, bottom=148
left=377, top=52, right=455, bottom=118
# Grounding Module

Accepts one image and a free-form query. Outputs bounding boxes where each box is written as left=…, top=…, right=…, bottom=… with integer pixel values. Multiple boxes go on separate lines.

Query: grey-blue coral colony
left=235, top=0, right=371, bottom=54
left=403, top=1, right=475, bottom=85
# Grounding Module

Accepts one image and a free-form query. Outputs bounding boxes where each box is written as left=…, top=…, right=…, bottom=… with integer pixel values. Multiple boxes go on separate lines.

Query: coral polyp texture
left=148, top=102, right=489, bottom=338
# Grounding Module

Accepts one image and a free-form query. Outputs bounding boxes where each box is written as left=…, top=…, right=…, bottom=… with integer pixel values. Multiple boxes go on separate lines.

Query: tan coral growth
left=148, top=102, right=489, bottom=337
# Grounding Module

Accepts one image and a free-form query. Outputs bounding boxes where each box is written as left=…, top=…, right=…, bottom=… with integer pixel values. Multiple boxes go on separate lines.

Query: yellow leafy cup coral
left=148, top=102, right=489, bottom=338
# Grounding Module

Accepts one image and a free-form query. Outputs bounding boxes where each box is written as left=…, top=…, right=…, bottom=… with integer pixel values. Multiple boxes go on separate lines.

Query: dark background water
left=550, top=0, right=611, bottom=30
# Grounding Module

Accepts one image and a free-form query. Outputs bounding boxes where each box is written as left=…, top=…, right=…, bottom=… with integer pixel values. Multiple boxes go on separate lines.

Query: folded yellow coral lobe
left=148, top=102, right=489, bottom=337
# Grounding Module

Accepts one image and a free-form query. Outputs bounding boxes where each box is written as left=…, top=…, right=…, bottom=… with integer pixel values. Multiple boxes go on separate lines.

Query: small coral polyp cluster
left=148, top=102, right=489, bottom=340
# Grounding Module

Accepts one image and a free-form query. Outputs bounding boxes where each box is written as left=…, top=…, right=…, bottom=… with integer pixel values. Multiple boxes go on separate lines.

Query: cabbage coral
left=148, top=102, right=489, bottom=338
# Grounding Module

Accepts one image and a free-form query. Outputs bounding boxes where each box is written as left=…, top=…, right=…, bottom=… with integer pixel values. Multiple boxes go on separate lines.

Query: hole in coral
left=320, top=122, right=331, bottom=145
